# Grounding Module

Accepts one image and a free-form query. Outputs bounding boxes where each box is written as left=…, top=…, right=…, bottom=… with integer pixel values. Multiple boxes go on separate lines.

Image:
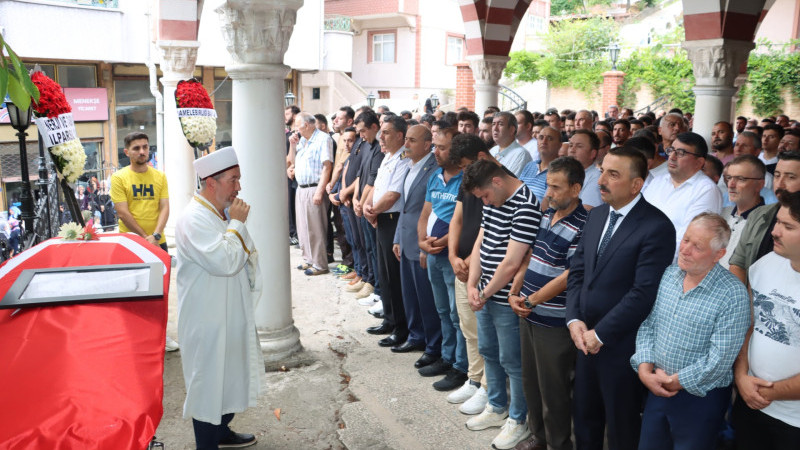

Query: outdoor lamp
left=367, top=92, right=376, bottom=108
left=284, top=91, right=296, bottom=107
left=609, top=43, right=620, bottom=71
left=430, top=94, right=440, bottom=110
left=6, top=100, right=32, bottom=131
left=5, top=100, right=36, bottom=237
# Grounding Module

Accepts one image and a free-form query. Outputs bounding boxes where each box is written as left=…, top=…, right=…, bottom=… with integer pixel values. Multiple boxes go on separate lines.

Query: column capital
left=466, top=55, right=510, bottom=86
left=682, top=38, right=754, bottom=88
left=215, top=0, right=303, bottom=65
left=226, top=63, right=291, bottom=81
left=158, top=40, right=200, bottom=82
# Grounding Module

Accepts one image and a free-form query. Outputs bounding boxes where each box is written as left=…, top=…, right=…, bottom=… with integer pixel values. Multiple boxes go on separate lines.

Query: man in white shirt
left=643, top=131, right=722, bottom=260
left=733, top=191, right=800, bottom=450
left=490, top=112, right=532, bottom=176
left=515, top=110, right=539, bottom=162
left=566, top=129, right=603, bottom=208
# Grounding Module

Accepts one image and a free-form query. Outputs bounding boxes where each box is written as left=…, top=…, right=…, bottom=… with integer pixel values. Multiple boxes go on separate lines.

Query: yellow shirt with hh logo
left=110, top=166, right=169, bottom=244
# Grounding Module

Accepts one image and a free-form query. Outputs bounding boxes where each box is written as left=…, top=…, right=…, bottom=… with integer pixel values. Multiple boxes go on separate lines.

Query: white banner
left=177, top=108, right=217, bottom=118
left=34, top=113, right=78, bottom=148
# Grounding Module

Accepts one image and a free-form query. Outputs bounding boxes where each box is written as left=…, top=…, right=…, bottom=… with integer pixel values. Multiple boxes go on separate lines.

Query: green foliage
left=505, top=17, right=618, bottom=98
left=617, top=40, right=695, bottom=112
left=551, top=0, right=614, bottom=15
left=740, top=39, right=800, bottom=116
left=0, top=34, right=40, bottom=110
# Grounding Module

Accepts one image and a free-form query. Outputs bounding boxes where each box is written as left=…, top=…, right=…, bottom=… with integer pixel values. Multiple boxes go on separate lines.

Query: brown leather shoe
left=514, top=436, right=545, bottom=450
left=342, top=272, right=357, bottom=280
left=347, top=276, right=363, bottom=285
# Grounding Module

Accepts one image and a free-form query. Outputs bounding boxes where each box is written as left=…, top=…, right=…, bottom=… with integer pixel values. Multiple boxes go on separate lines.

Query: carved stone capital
left=226, top=63, right=291, bottom=81
left=215, top=0, right=303, bottom=65
left=467, top=56, right=510, bottom=85
left=158, top=40, right=200, bottom=81
left=682, top=39, right=754, bottom=87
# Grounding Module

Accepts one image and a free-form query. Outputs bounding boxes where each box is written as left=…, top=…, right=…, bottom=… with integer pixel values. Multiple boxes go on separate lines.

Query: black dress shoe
left=366, top=323, right=392, bottom=335
left=432, top=367, right=469, bottom=391
left=378, top=334, right=405, bottom=347
left=414, top=352, right=439, bottom=369
left=219, top=431, right=257, bottom=448
left=391, top=340, right=426, bottom=353
left=370, top=310, right=385, bottom=319
left=418, top=358, right=451, bottom=377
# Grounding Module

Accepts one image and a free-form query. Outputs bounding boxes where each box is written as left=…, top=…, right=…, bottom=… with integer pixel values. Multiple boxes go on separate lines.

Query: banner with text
left=34, top=113, right=78, bottom=148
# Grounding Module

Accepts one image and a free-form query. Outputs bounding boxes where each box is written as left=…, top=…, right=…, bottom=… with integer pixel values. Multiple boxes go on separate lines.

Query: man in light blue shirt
left=490, top=112, right=531, bottom=176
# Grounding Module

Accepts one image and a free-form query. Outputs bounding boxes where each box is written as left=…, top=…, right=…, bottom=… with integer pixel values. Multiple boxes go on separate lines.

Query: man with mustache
left=729, top=151, right=800, bottom=285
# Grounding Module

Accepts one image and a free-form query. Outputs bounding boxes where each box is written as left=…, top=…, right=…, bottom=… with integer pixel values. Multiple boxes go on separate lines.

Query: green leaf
left=7, top=74, right=31, bottom=111
left=6, top=47, right=38, bottom=102
left=0, top=68, right=8, bottom=104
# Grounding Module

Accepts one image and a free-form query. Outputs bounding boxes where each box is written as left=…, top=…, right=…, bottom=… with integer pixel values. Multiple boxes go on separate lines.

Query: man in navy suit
left=566, top=146, right=675, bottom=450
left=391, top=125, right=442, bottom=365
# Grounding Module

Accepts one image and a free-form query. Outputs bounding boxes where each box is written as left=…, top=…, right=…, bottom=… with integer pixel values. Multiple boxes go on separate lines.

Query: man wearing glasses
left=643, top=132, right=723, bottom=261
left=719, top=155, right=766, bottom=268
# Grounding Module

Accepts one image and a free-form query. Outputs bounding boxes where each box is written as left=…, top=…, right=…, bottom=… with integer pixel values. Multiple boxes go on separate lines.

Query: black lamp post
left=5, top=100, right=36, bottom=236
left=366, top=92, right=376, bottom=109
left=284, top=91, right=296, bottom=107
left=430, top=94, right=440, bottom=110
left=608, top=42, right=620, bottom=71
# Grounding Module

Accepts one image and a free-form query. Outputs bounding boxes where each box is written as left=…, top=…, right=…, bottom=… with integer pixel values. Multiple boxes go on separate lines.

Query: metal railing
left=499, top=85, right=528, bottom=112
left=635, top=95, right=670, bottom=115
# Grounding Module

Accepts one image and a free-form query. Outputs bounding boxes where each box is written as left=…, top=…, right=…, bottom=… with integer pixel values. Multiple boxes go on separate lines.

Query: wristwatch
left=479, top=289, right=487, bottom=302
left=152, top=232, right=162, bottom=241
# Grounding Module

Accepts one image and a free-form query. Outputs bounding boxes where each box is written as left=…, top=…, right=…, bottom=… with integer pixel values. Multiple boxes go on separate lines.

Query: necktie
left=597, top=212, right=622, bottom=259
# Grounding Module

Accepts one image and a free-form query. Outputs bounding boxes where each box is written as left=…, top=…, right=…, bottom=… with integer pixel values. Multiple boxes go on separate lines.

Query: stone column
left=467, top=55, right=509, bottom=115
left=158, top=40, right=200, bottom=243
left=216, top=0, right=303, bottom=363
left=683, top=39, right=754, bottom=147
left=601, top=70, right=625, bottom=115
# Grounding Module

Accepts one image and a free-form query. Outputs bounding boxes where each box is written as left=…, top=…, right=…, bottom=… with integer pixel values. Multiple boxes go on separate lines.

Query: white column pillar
left=468, top=55, right=509, bottom=115
left=158, top=40, right=200, bottom=244
left=683, top=39, right=753, bottom=147
left=216, top=0, right=303, bottom=362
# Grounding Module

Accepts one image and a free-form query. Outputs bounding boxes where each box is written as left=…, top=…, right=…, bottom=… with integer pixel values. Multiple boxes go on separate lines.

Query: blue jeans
left=426, top=252, right=467, bottom=373
left=477, top=301, right=526, bottom=422
left=339, top=204, right=362, bottom=276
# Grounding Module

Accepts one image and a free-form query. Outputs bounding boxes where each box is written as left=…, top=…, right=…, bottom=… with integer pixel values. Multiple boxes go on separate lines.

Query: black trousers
left=376, top=212, right=406, bottom=338
left=192, top=413, right=234, bottom=450
left=330, top=203, right=353, bottom=267
left=288, top=178, right=297, bottom=237
left=732, top=395, right=800, bottom=450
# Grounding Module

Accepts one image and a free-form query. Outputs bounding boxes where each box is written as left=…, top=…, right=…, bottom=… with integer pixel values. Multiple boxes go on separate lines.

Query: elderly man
left=567, top=129, right=603, bottom=208
left=631, top=213, right=749, bottom=450
left=176, top=147, right=262, bottom=450
left=575, top=110, right=593, bottom=132
left=658, top=113, right=687, bottom=154
left=464, top=159, right=542, bottom=450
left=643, top=132, right=722, bottom=260
left=720, top=155, right=766, bottom=268
left=733, top=191, right=800, bottom=450
left=508, top=156, right=589, bottom=450
left=288, top=113, right=334, bottom=276
left=491, top=112, right=532, bottom=176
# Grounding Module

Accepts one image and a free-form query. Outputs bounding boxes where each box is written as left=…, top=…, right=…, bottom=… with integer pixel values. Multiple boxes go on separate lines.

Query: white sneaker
left=358, top=293, right=380, bottom=306
left=465, top=403, right=508, bottom=431
left=447, top=380, right=478, bottom=404
left=165, top=336, right=180, bottom=352
left=491, top=418, right=531, bottom=449
left=460, top=386, right=489, bottom=415
left=368, top=301, right=383, bottom=315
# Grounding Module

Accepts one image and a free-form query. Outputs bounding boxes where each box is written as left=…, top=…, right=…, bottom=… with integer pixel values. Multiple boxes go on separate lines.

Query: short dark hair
left=779, top=190, right=800, bottom=223
left=739, top=131, right=762, bottom=149
left=516, top=110, right=534, bottom=128
left=778, top=150, right=800, bottom=162
left=481, top=116, right=494, bottom=126
left=608, top=146, right=649, bottom=181
left=384, top=115, right=408, bottom=137
left=433, top=119, right=455, bottom=132
left=594, top=120, right=611, bottom=131
left=285, top=105, right=300, bottom=115
left=533, top=119, right=549, bottom=128
left=572, top=129, right=600, bottom=150
left=355, top=110, right=380, bottom=129
left=668, top=107, right=683, bottom=116
left=596, top=129, right=612, bottom=148
left=420, top=114, right=435, bottom=125
left=613, top=118, right=631, bottom=131
left=785, top=129, right=800, bottom=140
left=124, top=132, right=149, bottom=148
left=705, top=155, right=724, bottom=179
left=339, top=106, right=355, bottom=120
left=736, top=116, right=747, bottom=122
left=639, top=115, right=653, bottom=126
left=549, top=156, right=585, bottom=187
left=342, top=126, right=356, bottom=134
left=450, top=133, right=488, bottom=166
left=314, top=113, right=328, bottom=126
left=764, top=123, right=785, bottom=139
left=462, top=159, right=508, bottom=192
left=629, top=119, right=643, bottom=127
left=457, top=111, right=480, bottom=128
left=674, top=132, right=709, bottom=158
left=624, top=136, right=656, bottom=160
left=729, top=154, right=766, bottom=178
left=444, top=111, right=459, bottom=127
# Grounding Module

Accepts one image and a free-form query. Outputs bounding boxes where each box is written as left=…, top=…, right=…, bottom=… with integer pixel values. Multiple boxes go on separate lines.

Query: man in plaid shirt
left=631, top=212, right=750, bottom=450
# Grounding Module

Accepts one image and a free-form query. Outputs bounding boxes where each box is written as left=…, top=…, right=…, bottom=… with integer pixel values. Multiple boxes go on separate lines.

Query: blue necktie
left=597, top=212, right=622, bottom=259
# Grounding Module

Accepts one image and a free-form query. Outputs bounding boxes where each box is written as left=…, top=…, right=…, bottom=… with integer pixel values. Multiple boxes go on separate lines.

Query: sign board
left=0, top=87, right=108, bottom=124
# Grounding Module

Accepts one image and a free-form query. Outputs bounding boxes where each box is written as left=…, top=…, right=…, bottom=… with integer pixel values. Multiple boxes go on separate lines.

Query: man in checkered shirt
left=630, top=212, right=750, bottom=450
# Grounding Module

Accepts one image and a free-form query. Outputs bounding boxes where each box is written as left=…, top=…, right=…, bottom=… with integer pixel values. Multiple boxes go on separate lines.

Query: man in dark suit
left=566, top=146, right=675, bottom=450
left=392, top=125, right=442, bottom=366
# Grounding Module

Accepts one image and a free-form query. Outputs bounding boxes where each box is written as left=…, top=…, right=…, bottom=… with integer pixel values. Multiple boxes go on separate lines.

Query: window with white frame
left=372, top=33, right=395, bottom=63
left=446, top=35, right=464, bottom=65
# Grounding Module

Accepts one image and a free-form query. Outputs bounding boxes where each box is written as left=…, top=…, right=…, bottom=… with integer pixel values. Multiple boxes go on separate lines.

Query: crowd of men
left=284, top=103, right=800, bottom=450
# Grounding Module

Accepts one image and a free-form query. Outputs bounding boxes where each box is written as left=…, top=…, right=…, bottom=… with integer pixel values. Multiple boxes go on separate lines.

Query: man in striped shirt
left=463, top=160, right=543, bottom=450
left=508, top=156, right=588, bottom=450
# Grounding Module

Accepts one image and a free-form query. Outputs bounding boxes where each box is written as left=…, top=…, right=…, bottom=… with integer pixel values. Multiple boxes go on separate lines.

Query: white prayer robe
left=176, top=195, right=264, bottom=424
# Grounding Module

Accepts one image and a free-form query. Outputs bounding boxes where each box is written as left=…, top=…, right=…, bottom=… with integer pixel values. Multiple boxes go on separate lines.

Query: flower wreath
left=175, top=79, right=217, bottom=149
left=30, top=72, right=86, bottom=183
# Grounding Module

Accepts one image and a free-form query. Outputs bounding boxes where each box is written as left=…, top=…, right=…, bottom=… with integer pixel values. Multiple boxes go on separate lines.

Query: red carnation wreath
left=175, top=79, right=217, bottom=150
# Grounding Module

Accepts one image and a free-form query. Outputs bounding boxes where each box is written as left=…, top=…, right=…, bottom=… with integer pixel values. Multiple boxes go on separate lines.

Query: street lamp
left=608, top=42, right=620, bottom=71
left=366, top=92, right=376, bottom=108
left=430, top=94, right=440, bottom=110
left=284, top=91, right=296, bottom=107
left=5, top=100, right=35, bottom=237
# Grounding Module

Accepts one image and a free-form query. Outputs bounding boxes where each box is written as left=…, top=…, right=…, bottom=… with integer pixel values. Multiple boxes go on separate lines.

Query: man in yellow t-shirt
left=111, top=132, right=169, bottom=251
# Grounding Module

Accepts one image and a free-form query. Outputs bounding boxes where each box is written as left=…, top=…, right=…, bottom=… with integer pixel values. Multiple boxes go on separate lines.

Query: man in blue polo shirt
left=417, top=128, right=469, bottom=392
left=508, top=156, right=588, bottom=450
left=520, top=126, right=562, bottom=211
